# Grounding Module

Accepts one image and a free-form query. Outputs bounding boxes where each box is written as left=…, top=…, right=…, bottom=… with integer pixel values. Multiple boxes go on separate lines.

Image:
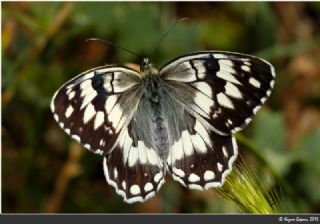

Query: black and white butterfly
left=51, top=51, right=275, bottom=203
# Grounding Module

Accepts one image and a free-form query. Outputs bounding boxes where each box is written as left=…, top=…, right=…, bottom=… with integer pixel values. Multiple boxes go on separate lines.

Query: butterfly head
left=140, top=58, right=159, bottom=78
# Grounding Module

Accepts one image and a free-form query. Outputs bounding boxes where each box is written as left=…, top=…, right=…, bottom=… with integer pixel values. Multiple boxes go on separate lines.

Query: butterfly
left=51, top=51, right=275, bottom=203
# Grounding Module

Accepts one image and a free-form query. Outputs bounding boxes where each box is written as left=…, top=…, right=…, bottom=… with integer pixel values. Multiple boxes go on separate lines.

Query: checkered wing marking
left=103, top=122, right=165, bottom=203
left=50, top=66, right=140, bottom=155
left=166, top=113, right=238, bottom=189
left=160, top=51, right=275, bottom=135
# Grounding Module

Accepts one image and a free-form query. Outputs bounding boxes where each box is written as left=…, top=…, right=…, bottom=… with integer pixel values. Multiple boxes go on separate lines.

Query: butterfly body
left=51, top=51, right=275, bottom=203
left=131, top=76, right=172, bottom=160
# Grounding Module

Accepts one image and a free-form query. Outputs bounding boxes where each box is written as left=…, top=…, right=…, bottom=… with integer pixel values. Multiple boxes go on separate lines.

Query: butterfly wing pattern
left=51, top=51, right=275, bottom=203
left=160, top=51, right=275, bottom=190
left=51, top=66, right=165, bottom=203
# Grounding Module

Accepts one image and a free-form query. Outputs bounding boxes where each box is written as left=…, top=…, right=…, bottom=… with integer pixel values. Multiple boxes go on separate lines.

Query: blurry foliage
left=2, top=2, right=320, bottom=213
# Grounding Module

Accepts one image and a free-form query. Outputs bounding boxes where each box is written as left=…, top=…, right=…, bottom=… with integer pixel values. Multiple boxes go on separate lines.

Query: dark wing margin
left=160, top=51, right=275, bottom=135
left=50, top=66, right=141, bottom=155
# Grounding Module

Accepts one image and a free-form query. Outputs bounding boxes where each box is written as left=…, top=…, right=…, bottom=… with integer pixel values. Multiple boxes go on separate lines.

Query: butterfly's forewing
left=160, top=51, right=275, bottom=188
left=50, top=66, right=141, bottom=155
left=160, top=51, right=275, bottom=135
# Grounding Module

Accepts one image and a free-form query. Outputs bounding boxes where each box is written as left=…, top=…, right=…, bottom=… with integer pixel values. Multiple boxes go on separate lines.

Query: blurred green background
left=2, top=2, right=320, bottom=213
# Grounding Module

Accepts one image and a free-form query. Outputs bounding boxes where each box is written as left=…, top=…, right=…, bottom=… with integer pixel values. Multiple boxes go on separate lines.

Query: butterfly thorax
left=140, top=58, right=160, bottom=78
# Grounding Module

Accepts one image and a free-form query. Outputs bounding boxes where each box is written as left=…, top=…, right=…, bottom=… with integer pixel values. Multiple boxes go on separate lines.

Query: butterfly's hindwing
left=166, top=112, right=238, bottom=189
left=103, top=124, right=165, bottom=203
left=160, top=51, right=275, bottom=135
left=50, top=66, right=141, bottom=155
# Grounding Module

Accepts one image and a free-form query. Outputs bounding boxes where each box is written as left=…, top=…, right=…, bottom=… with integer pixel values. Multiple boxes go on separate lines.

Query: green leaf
left=252, top=109, right=293, bottom=176
left=295, top=129, right=320, bottom=203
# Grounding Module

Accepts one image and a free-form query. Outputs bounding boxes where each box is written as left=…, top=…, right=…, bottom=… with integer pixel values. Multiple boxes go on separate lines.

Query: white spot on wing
left=188, top=173, right=200, bottom=182
left=84, top=144, right=90, bottom=150
left=171, top=137, right=183, bottom=162
left=108, top=104, right=123, bottom=128
left=154, top=173, right=162, bottom=183
left=130, top=185, right=141, bottom=195
left=266, top=89, right=272, bottom=96
left=225, top=82, right=242, bottom=99
left=103, top=80, right=113, bottom=92
left=105, top=95, right=119, bottom=114
left=204, top=170, right=215, bottom=181
left=83, top=103, right=96, bottom=124
left=217, top=162, right=223, bottom=172
left=115, top=114, right=127, bottom=133
left=122, top=132, right=133, bottom=164
left=218, top=60, right=236, bottom=75
left=122, top=181, right=126, bottom=190
left=249, top=77, right=261, bottom=88
left=67, top=91, right=75, bottom=100
left=65, top=105, right=74, bottom=118
left=95, top=149, right=103, bottom=155
left=71, top=135, right=80, bottom=142
left=128, top=146, right=138, bottom=167
left=80, top=79, right=92, bottom=96
left=219, top=59, right=233, bottom=67
left=94, top=111, right=105, bottom=130
left=137, top=141, right=147, bottom=164
left=193, top=61, right=206, bottom=78
left=191, top=133, right=207, bottom=153
left=253, top=105, right=261, bottom=114
left=173, top=167, right=185, bottom=177
left=194, top=121, right=211, bottom=147
left=81, top=91, right=97, bottom=109
left=181, top=130, right=193, bottom=156
left=270, top=80, right=275, bottom=88
left=245, top=117, right=251, bottom=124
left=100, top=139, right=106, bottom=147
left=192, top=82, right=212, bottom=98
left=194, top=91, right=214, bottom=115
left=213, top=53, right=226, bottom=59
left=146, top=148, right=160, bottom=165
left=241, top=65, right=251, bottom=72
left=113, top=168, right=118, bottom=179
left=144, top=182, right=153, bottom=192
left=217, top=71, right=241, bottom=85
left=222, top=146, right=228, bottom=158
left=217, top=92, right=234, bottom=109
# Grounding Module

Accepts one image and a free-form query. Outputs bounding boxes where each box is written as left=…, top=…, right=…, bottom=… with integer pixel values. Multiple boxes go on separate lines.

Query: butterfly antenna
left=86, top=38, right=143, bottom=60
left=150, top=18, right=189, bottom=58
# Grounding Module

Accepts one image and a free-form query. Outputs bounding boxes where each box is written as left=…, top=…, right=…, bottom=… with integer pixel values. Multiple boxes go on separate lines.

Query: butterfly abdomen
left=133, top=76, right=172, bottom=159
